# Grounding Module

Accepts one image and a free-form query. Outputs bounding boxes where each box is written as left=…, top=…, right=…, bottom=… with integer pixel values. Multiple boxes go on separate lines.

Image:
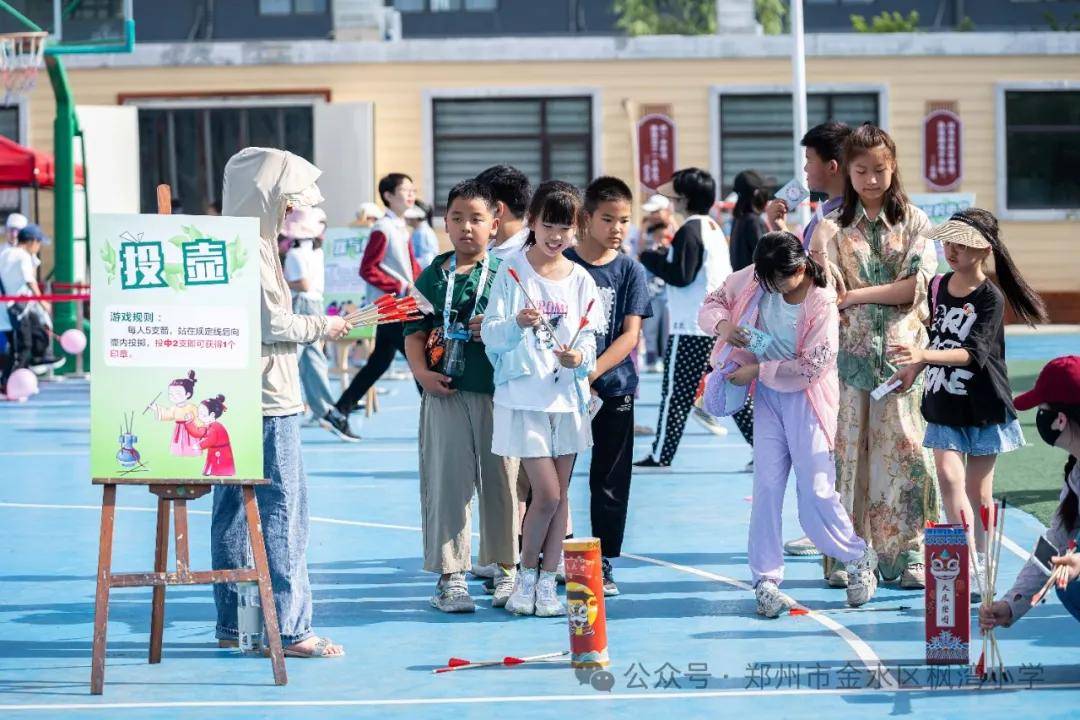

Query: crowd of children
left=383, top=119, right=1052, bottom=620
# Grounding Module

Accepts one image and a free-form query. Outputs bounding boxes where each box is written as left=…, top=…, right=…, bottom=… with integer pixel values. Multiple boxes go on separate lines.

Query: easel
left=89, top=185, right=287, bottom=694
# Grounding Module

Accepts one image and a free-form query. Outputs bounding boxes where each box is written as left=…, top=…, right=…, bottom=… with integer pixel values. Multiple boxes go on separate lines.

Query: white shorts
left=491, top=404, right=591, bottom=459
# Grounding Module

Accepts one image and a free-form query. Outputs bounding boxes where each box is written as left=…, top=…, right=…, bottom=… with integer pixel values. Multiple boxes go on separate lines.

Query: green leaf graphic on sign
left=100, top=240, right=117, bottom=285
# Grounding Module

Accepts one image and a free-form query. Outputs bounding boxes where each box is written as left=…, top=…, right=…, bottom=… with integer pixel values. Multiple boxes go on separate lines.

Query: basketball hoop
left=0, top=31, right=47, bottom=104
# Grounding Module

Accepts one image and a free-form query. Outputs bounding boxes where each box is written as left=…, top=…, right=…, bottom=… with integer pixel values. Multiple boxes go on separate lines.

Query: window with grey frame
left=258, top=0, right=328, bottom=15
left=1004, top=90, right=1080, bottom=210
left=432, top=96, right=592, bottom=211
left=137, top=105, right=314, bottom=214
left=395, top=0, right=498, bottom=11
left=719, top=92, right=879, bottom=194
left=0, top=106, right=21, bottom=216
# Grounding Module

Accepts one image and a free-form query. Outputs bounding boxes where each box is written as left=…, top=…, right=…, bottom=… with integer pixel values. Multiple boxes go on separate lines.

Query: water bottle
left=237, top=582, right=263, bottom=654
left=442, top=322, right=468, bottom=378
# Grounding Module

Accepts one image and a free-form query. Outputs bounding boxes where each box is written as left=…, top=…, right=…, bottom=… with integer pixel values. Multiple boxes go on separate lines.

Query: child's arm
left=839, top=275, right=917, bottom=309
left=758, top=296, right=839, bottom=393
left=480, top=266, right=526, bottom=355
left=404, top=330, right=456, bottom=397
left=184, top=419, right=208, bottom=439
left=589, top=315, right=642, bottom=384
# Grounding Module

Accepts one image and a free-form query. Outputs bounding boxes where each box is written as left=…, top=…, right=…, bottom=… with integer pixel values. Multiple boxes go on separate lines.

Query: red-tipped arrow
left=433, top=650, right=569, bottom=674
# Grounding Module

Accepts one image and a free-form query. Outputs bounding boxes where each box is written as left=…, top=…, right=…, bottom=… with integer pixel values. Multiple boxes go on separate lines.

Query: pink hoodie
left=697, top=265, right=840, bottom=449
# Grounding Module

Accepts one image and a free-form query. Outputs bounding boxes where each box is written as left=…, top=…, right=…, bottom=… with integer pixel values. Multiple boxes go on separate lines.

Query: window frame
left=995, top=81, right=1080, bottom=221
left=423, top=87, right=602, bottom=214
left=122, top=93, right=325, bottom=213
left=709, top=83, right=888, bottom=196
left=395, top=0, right=499, bottom=11
left=257, top=0, right=328, bottom=16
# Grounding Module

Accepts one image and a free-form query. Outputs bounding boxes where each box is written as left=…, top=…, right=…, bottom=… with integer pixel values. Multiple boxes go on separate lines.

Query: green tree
left=755, top=0, right=786, bottom=35
left=850, top=10, right=920, bottom=33
left=613, top=0, right=716, bottom=37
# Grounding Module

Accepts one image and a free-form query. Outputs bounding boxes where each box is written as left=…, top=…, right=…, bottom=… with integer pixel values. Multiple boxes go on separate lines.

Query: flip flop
left=283, top=636, right=345, bottom=659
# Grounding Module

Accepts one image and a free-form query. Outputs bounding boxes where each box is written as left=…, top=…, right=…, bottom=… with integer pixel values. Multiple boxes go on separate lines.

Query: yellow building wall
left=22, top=53, right=1080, bottom=292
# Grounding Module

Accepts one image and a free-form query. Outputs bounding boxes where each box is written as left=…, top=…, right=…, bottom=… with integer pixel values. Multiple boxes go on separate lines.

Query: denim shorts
left=923, top=418, right=1026, bottom=456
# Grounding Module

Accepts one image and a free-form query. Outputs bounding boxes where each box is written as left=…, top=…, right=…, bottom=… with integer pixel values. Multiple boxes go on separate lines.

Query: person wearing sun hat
left=980, top=356, right=1080, bottom=628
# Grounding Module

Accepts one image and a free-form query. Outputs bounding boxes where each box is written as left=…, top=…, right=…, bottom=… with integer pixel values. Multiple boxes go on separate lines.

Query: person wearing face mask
left=981, top=356, right=1080, bottom=628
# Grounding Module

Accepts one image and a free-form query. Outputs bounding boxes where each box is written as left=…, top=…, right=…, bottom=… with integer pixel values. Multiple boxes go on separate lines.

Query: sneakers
left=783, top=536, right=821, bottom=557
left=534, top=570, right=565, bottom=617
left=691, top=406, right=728, bottom=437
left=900, top=563, right=926, bottom=590
left=470, top=562, right=498, bottom=579
left=755, top=579, right=785, bottom=618
left=601, top=557, right=620, bottom=597
left=827, top=567, right=849, bottom=588
left=320, top=409, right=361, bottom=442
left=633, top=456, right=671, bottom=473
left=505, top=566, right=538, bottom=615
left=845, top=546, right=879, bottom=607
left=491, top=565, right=516, bottom=608
left=430, top=573, right=475, bottom=613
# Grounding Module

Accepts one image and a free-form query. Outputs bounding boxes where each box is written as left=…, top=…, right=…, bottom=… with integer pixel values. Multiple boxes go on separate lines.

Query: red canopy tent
left=0, top=134, right=84, bottom=224
left=0, top=134, right=84, bottom=189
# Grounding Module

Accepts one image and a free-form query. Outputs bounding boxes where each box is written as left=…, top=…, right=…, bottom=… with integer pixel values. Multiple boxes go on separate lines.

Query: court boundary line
left=2, top=681, right=1080, bottom=712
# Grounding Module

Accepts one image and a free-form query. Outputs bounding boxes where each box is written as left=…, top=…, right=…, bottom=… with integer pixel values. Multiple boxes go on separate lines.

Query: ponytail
left=951, top=208, right=1048, bottom=326
left=1060, top=455, right=1078, bottom=535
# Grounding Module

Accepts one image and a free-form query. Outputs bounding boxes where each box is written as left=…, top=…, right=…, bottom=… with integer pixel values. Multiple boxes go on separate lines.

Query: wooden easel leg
left=172, top=499, right=191, bottom=579
left=90, top=484, right=117, bottom=695
left=242, top=486, right=287, bottom=686
left=149, top=497, right=170, bottom=664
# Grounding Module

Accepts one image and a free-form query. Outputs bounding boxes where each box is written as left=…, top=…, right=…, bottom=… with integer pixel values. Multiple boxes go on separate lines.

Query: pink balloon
left=6, top=368, right=37, bottom=400
left=60, top=328, right=87, bottom=355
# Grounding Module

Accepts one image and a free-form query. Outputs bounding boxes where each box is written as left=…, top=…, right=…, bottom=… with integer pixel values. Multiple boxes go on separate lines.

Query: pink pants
left=749, top=384, right=866, bottom=586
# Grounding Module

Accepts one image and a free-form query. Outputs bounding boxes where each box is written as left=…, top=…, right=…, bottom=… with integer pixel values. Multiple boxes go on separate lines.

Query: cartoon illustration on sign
left=567, top=581, right=600, bottom=637
left=184, top=394, right=236, bottom=477
left=149, top=370, right=202, bottom=457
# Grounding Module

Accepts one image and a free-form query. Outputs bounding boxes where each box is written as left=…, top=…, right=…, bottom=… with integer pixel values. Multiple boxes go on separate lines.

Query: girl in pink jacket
left=699, top=231, right=877, bottom=618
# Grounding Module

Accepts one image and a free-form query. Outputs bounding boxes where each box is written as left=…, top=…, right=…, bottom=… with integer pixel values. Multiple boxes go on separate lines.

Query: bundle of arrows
left=963, top=499, right=1007, bottom=680
left=349, top=294, right=423, bottom=327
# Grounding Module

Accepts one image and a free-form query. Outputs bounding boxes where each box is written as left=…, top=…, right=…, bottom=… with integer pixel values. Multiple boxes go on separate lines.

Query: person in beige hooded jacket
left=214, top=148, right=353, bottom=658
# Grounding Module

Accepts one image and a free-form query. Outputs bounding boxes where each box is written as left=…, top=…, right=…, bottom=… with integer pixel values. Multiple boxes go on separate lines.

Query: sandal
left=283, top=636, right=345, bottom=659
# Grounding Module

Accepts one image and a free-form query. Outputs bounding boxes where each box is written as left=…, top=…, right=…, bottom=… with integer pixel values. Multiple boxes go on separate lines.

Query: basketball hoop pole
left=0, top=2, right=82, bottom=370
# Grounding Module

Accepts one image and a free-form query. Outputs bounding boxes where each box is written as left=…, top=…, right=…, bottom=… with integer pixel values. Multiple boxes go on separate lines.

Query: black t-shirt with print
left=921, top=273, right=1014, bottom=427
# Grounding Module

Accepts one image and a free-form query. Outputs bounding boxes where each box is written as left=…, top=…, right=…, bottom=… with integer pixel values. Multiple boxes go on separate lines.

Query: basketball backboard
left=0, top=0, right=133, bottom=51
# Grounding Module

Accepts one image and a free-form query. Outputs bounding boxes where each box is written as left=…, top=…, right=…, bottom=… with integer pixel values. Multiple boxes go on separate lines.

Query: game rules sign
left=89, top=213, right=263, bottom=481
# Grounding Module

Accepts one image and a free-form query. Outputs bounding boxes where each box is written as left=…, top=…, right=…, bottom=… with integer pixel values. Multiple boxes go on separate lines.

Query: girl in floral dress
left=809, top=124, right=940, bottom=589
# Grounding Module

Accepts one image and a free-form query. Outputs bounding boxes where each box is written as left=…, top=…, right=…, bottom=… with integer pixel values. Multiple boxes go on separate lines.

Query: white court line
left=622, top=552, right=897, bottom=689
left=3, top=681, right=1080, bottom=712
left=0, top=503, right=897, bottom=689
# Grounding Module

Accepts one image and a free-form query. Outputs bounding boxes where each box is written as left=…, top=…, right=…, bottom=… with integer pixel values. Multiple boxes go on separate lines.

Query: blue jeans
left=1057, top=579, right=1080, bottom=623
left=293, top=295, right=337, bottom=419
left=212, top=414, right=313, bottom=645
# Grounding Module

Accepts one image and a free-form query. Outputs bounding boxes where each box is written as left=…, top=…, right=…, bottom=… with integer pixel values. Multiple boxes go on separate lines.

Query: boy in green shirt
left=404, top=179, right=519, bottom=612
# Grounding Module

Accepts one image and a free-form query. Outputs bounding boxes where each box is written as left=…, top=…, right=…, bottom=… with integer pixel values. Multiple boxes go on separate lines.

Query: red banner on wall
left=924, top=108, right=962, bottom=192
left=637, top=112, right=676, bottom=192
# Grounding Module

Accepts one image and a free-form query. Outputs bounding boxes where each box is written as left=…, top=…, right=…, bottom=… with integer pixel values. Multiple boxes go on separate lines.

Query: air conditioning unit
left=333, top=0, right=402, bottom=42
left=716, top=0, right=761, bottom=35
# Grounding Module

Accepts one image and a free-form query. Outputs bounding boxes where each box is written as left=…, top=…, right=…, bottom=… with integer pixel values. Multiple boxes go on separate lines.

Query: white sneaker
left=783, top=536, right=821, bottom=557
left=555, top=555, right=566, bottom=585
left=430, top=573, right=475, bottom=613
left=755, top=579, right=785, bottom=618
left=534, top=570, right=565, bottom=617
left=691, top=406, right=728, bottom=436
left=845, top=546, right=879, bottom=607
left=505, top=566, right=538, bottom=615
left=492, top=565, right=516, bottom=608
left=470, top=562, right=497, bottom=579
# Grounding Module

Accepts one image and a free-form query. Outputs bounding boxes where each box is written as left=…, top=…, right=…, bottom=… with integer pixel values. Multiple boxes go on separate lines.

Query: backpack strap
left=930, top=273, right=944, bottom=314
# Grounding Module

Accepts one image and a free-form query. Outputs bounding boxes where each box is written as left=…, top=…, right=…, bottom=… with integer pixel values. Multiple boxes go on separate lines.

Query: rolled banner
left=563, top=537, right=610, bottom=668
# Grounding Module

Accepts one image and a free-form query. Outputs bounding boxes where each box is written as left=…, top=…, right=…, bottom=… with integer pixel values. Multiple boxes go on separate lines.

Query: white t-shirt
left=283, top=241, right=325, bottom=302
left=488, top=227, right=529, bottom=261
left=0, top=245, right=36, bottom=333
left=493, top=252, right=603, bottom=413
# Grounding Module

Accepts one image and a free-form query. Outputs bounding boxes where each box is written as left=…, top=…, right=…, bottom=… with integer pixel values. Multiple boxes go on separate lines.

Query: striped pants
left=649, top=334, right=714, bottom=465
